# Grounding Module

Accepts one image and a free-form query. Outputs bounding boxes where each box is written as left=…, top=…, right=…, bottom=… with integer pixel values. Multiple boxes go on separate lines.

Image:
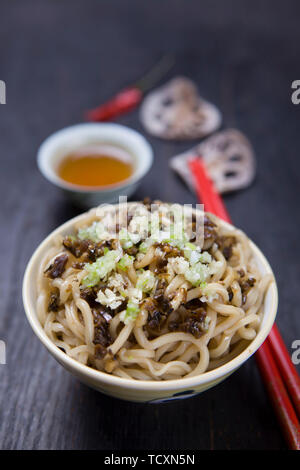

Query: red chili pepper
left=85, top=55, right=174, bottom=122
left=85, top=87, right=143, bottom=122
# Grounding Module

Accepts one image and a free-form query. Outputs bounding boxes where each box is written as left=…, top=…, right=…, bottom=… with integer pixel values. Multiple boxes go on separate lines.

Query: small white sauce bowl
left=22, top=204, right=278, bottom=403
left=37, top=123, right=153, bottom=208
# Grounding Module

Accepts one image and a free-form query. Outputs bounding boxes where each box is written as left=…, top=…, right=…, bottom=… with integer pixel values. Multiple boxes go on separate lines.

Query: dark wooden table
left=0, top=0, right=299, bottom=450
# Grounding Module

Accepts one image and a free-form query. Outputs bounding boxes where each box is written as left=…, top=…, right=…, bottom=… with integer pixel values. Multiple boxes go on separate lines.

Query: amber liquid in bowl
left=57, top=145, right=133, bottom=188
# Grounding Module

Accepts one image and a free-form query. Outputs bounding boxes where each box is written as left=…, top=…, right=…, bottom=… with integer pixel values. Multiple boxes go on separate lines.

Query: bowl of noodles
left=22, top=200, right=278, bottom=403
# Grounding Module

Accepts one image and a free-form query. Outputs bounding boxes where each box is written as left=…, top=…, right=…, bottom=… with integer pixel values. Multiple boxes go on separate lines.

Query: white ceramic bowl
left=22, top=204, right=278, bottom=403
left=37, top=123, right=153, bottom=208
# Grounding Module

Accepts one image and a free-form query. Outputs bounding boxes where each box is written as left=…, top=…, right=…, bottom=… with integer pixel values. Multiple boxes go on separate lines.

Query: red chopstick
left=268, top=323, right=300, bottom=417
left=189, top=156, right=231, bottom=221
left=188, top=157, right=300, bottom=450
left=255, top=339, right=300, bottom=448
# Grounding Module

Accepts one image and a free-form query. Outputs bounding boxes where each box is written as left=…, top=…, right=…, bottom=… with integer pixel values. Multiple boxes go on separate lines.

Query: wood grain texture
left=0, top=0, right=299, bottom=450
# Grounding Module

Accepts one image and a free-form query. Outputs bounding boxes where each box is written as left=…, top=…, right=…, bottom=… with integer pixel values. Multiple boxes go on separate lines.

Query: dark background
left=0, top=0, right=299, bottom=450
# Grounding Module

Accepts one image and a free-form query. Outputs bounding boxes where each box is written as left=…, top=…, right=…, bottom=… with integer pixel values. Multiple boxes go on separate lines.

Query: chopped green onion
left=199, top=252, right=212, bottom=263
left=117, top=254, right=134, bottom=271
left=185, top=242, right=197, bottom=250
left=81, top=250, right=120, bottom=287
left=184, top=259, right=222, bottom=287
left=184, top=263, right=210, bottom=286
left=78, top=221, right=106, bottom=243
left=139, top=242, right=148, bottom=254
left=119, top=228, right=140, bottom=249
left=136, top=269, right=156, bottom=292
left=120, top=300, right=140, bottom=324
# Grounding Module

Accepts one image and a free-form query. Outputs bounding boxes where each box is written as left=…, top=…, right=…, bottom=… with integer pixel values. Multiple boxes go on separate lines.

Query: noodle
left=36, top=201, right=273, bottom=380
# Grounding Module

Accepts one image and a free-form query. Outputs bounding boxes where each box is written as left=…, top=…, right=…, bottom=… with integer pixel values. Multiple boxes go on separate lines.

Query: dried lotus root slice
left=170, top=129, right=256, bottom=194
left=140, top=77, right=222, bottom=140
